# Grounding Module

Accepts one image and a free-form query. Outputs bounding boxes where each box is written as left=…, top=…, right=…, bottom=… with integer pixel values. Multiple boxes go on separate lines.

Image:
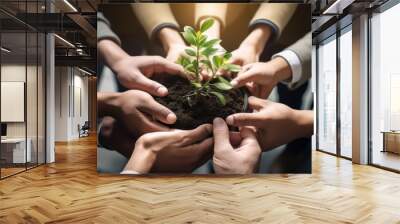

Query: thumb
left=140, top=98, right=177, bottom=125
left=213, top=118, right=232, bottom=153
left=225, top=112, right=263, bottom=127
left=239, top=127, right=259, bottom=147
left=134, top=75, right=169, bottom=97
left=230, top=69, right=261, bottom=88
left=151, top=56, right=185, bottom=77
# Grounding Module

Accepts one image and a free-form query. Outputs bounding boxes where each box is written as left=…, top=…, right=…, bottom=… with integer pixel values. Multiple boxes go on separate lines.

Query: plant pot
left=153, top=75, right=248, bottom=130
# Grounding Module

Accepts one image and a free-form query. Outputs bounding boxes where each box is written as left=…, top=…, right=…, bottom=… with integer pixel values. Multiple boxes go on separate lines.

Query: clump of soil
left=153, top=75, right=248, bottom=130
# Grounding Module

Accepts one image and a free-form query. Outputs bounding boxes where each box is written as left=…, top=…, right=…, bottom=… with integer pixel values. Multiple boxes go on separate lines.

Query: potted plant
left=153, top=19, right=248, bottom=130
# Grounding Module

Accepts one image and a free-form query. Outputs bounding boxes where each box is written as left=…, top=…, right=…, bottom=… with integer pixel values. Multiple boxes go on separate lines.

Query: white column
left=46, top=1, right=55, bottom=163
left=352, top=14, right=369, bottom=164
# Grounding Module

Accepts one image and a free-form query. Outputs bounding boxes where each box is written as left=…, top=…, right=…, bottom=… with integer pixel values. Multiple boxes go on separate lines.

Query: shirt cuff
left=272, top=50, right=302, bottom=85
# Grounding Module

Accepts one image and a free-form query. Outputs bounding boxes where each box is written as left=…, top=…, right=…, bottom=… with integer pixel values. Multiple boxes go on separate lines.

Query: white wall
left=54, top=67, right=89, bottom=141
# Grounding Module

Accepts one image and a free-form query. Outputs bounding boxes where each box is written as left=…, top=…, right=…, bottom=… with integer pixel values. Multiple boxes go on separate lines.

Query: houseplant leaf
left=191, top=82, right=202, bottom=88
left=185, top=48, right=196, bottom=57
left=210, top=91, right=226, bottom=106
left=200, top=59, right=213, bottom=70
left=223, top=63, right=241, bottom=73
left=203, top=39, right=220, bottom=49
left=182, top=26, right=196, bottom=45
left=211, top=82, right=233, bottom=91
left=216, top=75, right=231, bottom=85
left=202, top=47, right=218, bottom=57
left=212, top=55, right=223, bottom=68
left=223, top=52, right=232, bottom=60
left=200, top=18, right=214, bottom=33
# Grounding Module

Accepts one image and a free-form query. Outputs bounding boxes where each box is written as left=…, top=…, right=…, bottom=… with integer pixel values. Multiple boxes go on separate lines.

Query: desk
left=1, top=138, right=31, bottom=163
left=382, top=131, right=400, bottom=154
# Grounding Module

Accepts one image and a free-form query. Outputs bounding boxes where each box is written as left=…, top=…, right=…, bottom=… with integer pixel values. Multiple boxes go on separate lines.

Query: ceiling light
left=78, top=67, right=92, bottom=76
left=1, top=47, right=11, bottom=53
left=54, top=34, right=75, bottom=48
left=323, top=0, right=355, bottom=15
left=63, top=0, right=78, bottom=12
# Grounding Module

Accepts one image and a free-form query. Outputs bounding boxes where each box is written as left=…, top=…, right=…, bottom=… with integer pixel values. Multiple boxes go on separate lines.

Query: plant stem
left=196, top=46, right=200, bottom=83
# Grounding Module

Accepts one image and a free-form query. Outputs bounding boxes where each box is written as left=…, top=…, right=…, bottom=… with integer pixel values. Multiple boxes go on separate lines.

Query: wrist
left=98, top=39, right=129, bottom=72
left=158, top=27, right=185, bottom=52
left=292, top=110, right=314, bottom=138
left=124, top=139, right=158, bottom=174
left=241, top=25, right=271, bottom=56
left=270, top=57, right=292, bottom=83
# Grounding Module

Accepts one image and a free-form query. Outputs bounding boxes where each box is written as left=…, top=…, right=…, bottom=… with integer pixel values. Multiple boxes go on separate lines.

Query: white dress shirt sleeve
left=272, top=50, right=302, bottom=86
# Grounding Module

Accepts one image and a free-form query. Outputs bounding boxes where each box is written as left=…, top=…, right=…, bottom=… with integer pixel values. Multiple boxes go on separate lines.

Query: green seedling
left=176, top=18, right=241, bottom=106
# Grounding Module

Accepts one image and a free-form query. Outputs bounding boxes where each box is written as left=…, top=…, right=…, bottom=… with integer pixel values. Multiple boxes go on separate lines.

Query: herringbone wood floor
left=1, top=135, right=400, bottom=224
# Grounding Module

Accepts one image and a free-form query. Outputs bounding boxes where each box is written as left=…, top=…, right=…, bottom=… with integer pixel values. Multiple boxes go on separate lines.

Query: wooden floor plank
left=0, top=135, right=400, bottom=223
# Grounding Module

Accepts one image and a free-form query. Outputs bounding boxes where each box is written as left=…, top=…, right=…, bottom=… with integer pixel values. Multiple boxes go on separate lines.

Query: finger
left=247, top=96, right=266, bottom=110
left=213, top=117, right=231, bottom=152
left=189, top=137, right=214, bottom=163
left=230, top=70, right=262, bottom=88
left=151, top=56, right=185, bottom=77
left=134, top=75, right=169, bottom=97
left=239, top=128, right=260, bottom=150
left=140, top=99, right=177, bottom=125
left=229, top=131, right=242, bottom=147
left=136, top=113, right=170, bottom=135
left=225, top=112, right=263, bottom=127
left=180, top=124, right=212, bottom=146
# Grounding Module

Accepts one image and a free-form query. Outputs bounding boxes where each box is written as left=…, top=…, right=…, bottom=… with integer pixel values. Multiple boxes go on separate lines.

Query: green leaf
left=223, top=52, right=232, bottom=60
left=210, top=91, right=226, bottom=106
left=223, top=63, right=241, bottom=73
left=211, top=82, right=233, bottom=91
left=202, top=47, right=218, bottom=57
left=200, top=59, right=213, bottom=70
left=200, top=18, right=214, bottom=33
left=185, top=48, right=196, bottom=56
left=182, top=26, right=196, bottom=45
left=191, top=82, right=202, bottom=88
left=185, top=64, right=196, bottom=73
left=203, top=39, right=220, bottom=48
left=178, top=56, right=190, bottom=67
left=212, top=55, right=223, bottom=68
left=184, top=26, right=196, bottom=36
left=217, top=75, right=231, bottom=85
left=198, top=34, right=207, bottom=46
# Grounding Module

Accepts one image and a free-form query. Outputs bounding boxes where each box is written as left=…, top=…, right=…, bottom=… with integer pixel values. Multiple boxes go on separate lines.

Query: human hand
left=98, top=39, right=184, bottom=96
left=113, top=55, right=184, bottom=96
left=158, top=27, right=188, bottom=63
left=98, top=90, right=176, bottom=137
left=226, top=97, right=313, bottom=151
left=122, top=124, right=213, bottom=174
left=230, top=57, right=292, bottom=98
left=212, top=118, right=261, bottom=174
left=229, top=44, right=260, bottom=68
left=228, top=25, right=272, bottom=68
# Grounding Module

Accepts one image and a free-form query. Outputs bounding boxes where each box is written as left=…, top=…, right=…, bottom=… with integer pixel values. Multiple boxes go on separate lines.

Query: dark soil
left=153, top=75, right=247, bottom=130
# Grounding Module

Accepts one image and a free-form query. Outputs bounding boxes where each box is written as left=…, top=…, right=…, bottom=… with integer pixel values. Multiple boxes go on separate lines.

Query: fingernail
left=166, top=113, right=177, bottom=124
left=226, top=115, right=234, bottom=125
left=230, top=80, right=238, bottom=87
left=157, top=86, right=168, bottom=96
left=205, top=124, right=212, bottom=133
left=213, top=117, right=224, bottom=126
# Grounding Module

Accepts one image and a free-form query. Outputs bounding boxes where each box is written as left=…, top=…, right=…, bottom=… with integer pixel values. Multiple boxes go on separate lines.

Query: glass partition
left=317, top=35, right=337, bottom=154
left=0, top=1, right=46, bottom=179
left=339, top=26, right=352, bottom=158
left=1, top=30, right=28, bottom=178
left=370, top=3, right=400, bottom=171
